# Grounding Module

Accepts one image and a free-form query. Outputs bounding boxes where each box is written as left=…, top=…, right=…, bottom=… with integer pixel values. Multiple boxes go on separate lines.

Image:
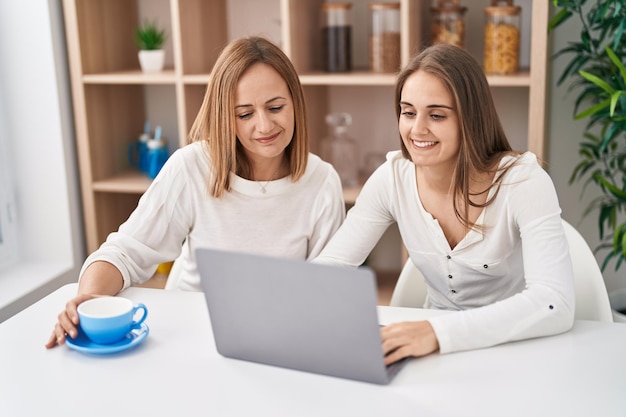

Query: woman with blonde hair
left=316, top=43, right=575, bottom=362
left=47, top=36, right=345, bottom=348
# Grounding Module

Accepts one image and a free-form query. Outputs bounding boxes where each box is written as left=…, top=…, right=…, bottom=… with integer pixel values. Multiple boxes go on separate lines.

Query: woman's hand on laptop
left=381, top=321, right=439, bottom=365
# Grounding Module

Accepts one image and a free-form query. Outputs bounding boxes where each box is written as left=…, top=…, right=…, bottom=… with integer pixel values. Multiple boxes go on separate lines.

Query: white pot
left=138, top=50, right=165, bottom=73
left=608, top=288, right=626, bottom=323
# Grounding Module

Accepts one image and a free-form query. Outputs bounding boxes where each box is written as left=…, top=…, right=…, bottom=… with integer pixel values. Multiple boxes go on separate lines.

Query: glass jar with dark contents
left=321, top=2, right=352, bottom=72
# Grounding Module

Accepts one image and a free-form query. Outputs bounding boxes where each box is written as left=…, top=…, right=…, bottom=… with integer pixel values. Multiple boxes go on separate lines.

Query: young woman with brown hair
left=316, top=43, right=575, bottom=362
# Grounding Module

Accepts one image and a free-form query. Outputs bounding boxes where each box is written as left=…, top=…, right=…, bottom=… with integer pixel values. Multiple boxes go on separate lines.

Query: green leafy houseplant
left=549, top=0, right=626, bottom=271
left=134, top=20, right=167, bottom=51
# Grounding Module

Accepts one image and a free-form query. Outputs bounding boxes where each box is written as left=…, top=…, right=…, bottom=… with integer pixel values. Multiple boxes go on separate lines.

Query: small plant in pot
left=134, top=20, right=167, bottom=72
left=549, top=0, right=626, bottom=320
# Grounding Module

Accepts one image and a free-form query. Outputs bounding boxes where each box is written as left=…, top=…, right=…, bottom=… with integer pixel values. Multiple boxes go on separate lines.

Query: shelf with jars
left=284, top=0, right=547, bottom=171
left=62, top=0, right=549, bottom=276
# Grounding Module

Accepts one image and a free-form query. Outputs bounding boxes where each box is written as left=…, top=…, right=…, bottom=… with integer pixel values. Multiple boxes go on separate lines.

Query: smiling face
left=399, top=70, right=460, bottom=172
left=234, top=62, right=295, bottom=175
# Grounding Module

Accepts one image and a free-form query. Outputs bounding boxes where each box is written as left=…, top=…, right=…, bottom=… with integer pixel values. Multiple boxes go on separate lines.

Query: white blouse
left=81, top=142, right=346, bottom=292
left=316, top=150, right=575, bottom=354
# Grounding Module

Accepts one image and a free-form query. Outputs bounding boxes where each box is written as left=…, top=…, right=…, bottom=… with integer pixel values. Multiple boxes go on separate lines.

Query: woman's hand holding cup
left=46, top=293, right=97, bottom=349
left=45, top=294, right=148, bottom=349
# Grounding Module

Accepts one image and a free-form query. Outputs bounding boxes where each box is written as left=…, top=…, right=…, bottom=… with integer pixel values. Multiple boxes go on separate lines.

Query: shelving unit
left=62, top=0, right=549, bottom=275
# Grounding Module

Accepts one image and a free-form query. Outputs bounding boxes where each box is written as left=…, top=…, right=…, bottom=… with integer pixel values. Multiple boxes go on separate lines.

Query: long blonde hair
left=395, top=44, right=519, bottom=229
left=188, top=36, right=309, bottom=198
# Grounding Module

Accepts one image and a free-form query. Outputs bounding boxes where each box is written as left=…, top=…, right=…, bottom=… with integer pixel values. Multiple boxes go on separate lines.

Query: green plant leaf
left=574, top=98, right=611, bottom=119
left=581, top=30, right=591, bottom=51
left=579, top=70, right=616, bottom=93
left=556, top=54, right=590, bottom=86
left=613, top=222, right=626, bottom=253
left=134, top=20, right=167, bottom=51
left=550, top=0, right=626, bottom=271
left=600, top=122, right=625, bottom=152
left=570, top=159, right=596, bottom=184
left=599, top=204, right=612, bottom=238
left=601, top=251, right=614, bottom=271
left=610, top=91, right=622, bottom=115
left=593, top=172, right=626, bottom=201
left=606, top=46, right=626, bottom=83
left=548, top=8, right=572, bottom=32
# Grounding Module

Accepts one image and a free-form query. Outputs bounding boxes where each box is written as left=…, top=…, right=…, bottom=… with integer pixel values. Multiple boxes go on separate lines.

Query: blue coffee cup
left=77, top=297, right=148, bottom=345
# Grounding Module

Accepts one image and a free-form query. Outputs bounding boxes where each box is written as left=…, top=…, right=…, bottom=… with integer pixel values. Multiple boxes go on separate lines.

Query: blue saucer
left=65, top=323, right=149, bottom=355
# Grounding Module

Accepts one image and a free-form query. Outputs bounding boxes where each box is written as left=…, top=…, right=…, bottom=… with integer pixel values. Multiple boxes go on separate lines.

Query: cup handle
left=131, top=303, right=148, bottom=328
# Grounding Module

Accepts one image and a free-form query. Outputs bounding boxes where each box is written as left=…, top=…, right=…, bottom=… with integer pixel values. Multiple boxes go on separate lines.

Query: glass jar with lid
left=430, top=0, right=467, bottom=48
left=369, top=2, right=401, bottom=73
left=483, top=0, right=521, bottom=75
left=321, top=2, right=353, bottom=73
left=320, top=112, right=359, bottom=187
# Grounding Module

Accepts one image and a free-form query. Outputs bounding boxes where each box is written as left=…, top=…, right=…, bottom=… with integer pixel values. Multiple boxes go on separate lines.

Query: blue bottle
left=128, top=121, right=150, bottom=173
left=145, top=126, right=169, bottom=179
left=128, top=134, right=149, bottom=173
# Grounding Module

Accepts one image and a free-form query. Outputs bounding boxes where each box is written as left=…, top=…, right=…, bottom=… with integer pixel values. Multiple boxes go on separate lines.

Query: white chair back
left=388, top=257, right=427, bottom=308
left=164, top=254, right=183, bottom=290
left=562, top=220, right=613, bottom=322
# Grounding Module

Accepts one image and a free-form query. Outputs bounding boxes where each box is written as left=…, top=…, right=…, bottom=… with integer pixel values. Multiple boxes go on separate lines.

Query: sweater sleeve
left=315, top=158, right=397, bottom=266
left=428, top=157, right=576, bottom=353
left=79, top=148, right=194, bottom=290
left=306, top=164, right=346, bottom=259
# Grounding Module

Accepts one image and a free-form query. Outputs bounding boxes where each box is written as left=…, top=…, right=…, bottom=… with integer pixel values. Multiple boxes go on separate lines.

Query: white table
left=1, top=284, right=625, bottom=417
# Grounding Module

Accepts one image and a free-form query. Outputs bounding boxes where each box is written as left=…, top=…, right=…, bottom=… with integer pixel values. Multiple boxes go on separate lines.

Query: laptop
left=195, top=247, right=409, bottom=385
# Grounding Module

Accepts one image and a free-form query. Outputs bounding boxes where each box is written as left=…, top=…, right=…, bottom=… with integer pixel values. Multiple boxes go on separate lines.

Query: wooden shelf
left=62, top=0, right=549, bottom=266
left=182, top=74, right=212, bottom=85
left=300, top=72, right=398, bottom=86
left=92, top=170, right=153, bottom=194
left=487, top=70, right=531, bottom=87
left=299, top=70, right=531, bottom=87
left=83, top=69, right=177, bottom=84
left=92, top=169, right=363, bottom=205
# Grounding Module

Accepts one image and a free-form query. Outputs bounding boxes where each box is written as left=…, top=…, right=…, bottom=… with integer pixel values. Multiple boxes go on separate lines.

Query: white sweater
left=316, top=150, right=575, bottom=354
left=81, top=142, right=346, bottom=292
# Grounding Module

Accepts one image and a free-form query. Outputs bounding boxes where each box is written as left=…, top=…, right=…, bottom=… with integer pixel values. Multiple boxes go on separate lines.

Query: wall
left=0, top=0, right=84, bottom=321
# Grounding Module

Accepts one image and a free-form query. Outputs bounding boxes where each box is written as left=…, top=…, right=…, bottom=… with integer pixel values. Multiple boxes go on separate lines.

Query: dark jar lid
left=431, top=0, right=467, bottom=14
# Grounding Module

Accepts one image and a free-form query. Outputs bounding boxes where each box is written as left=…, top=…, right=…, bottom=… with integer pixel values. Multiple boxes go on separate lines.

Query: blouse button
left=451, top=289, right=457, bottom=294
left=483, top=264, right=488, bottom=269
left=446, top=255, right=451, bottom=259
left=448, top=274, right=453, bottom=279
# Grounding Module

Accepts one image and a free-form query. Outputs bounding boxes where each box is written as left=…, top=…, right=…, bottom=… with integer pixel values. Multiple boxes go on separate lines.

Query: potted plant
left=548, top=0, right=626, bottom=320
left=134, top=20, right=167, bottom=72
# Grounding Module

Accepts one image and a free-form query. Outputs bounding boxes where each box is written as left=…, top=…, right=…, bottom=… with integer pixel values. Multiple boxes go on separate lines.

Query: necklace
left=256, top=165, right=282, bottom=194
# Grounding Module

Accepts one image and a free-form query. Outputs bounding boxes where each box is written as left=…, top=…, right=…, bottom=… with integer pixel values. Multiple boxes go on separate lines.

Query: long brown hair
left=395, top=43, right=519, bottom=229
left=188, top=36, right=309, bottom=198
